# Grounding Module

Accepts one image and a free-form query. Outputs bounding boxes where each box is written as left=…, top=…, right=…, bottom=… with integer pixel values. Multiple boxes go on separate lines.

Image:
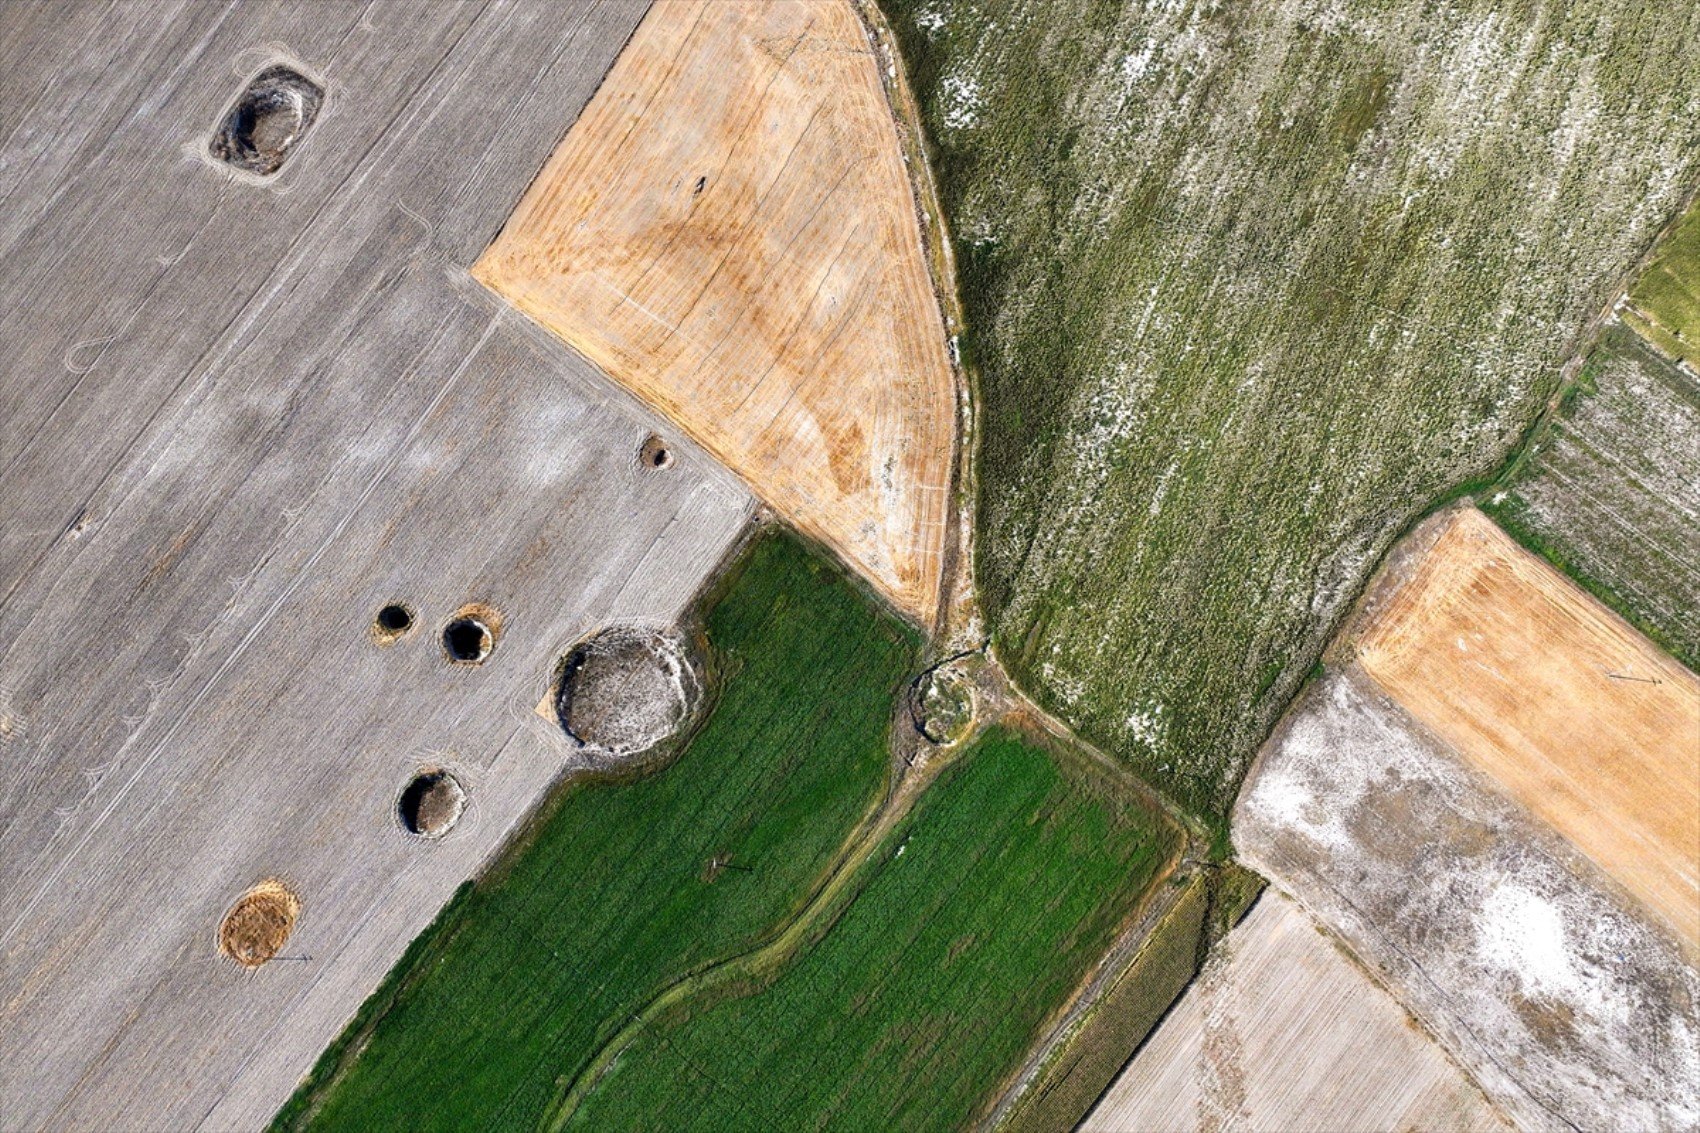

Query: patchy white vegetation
left=938, top=73, right=983, bottom=131
left=891, top=0, right=1700, bottom=814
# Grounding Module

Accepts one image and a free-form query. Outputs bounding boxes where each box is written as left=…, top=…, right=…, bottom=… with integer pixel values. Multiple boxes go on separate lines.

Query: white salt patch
left=1124, top=700, right=1167, bottom=746
left=941, top=74, right=983, bottom=131
left=1119, top=38, right=1158, bottom=85
left=1248, top=763, right=1347, bottom=852
left=1477, top=883, right=1579, bottom=997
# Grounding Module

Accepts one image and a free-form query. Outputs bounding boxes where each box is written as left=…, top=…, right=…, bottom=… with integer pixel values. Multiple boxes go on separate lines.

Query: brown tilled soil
left=218, top=881, right=300, bottom=969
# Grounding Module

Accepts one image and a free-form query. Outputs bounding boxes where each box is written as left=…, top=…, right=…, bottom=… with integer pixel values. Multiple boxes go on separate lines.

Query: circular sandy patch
left=218, top=880, right=300, bottom=969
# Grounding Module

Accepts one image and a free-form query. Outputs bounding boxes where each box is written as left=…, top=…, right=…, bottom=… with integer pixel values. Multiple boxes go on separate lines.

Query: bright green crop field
left=1625, top=196, right=1700, bottom=367
left=272, top=532, right=920, bottom=1132
left=559, top=727, right=1179, bottom=1132
left=884, top=0, right=1700, bottom=819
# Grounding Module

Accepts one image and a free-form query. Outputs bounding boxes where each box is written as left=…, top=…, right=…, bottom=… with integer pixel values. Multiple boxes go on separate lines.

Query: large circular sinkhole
left=911, top=662, right=977, bottom=746
left=555, top=627, right=698, bottom=758
left=218, top=879, right=300, bottom=969
left=397, top=770, right=466, bottom=838
left=442, top=605, right=500, bottom=665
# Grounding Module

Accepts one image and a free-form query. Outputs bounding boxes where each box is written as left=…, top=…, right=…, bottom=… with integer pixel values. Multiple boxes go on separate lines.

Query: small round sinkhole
left=443, top=617, right=493, bottom=664
left=373, top=603, right=414, bottom=643
left=639, top=434, right=674, bottom=470
left=397, top=770, right=465, bottom=838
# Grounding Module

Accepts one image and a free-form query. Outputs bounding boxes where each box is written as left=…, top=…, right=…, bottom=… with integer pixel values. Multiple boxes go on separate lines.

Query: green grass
left=883, top=0, right=1700, bottom=819
left=1480, top=326, right=1700, bottom=670
left=272, top=531, right=921, bottom=1132
left=558, top=727, right=1181, bottom=1132
left=1003, top=862, right=1263, bottom=1133
left=1626, top=195, right=1700, bottom=367
left=1003, top=873, right=1209, bottom=1133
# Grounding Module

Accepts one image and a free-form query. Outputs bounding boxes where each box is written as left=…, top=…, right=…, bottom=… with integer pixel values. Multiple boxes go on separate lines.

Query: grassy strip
left=1001, top=863, right=1264, bottom=1133
left=272, top=531, right=920, bottom=1132
left=880, top=0, right=1700, bottom=821
left=269, top=881, right=474, bottom=1132
left=558, top=726, right=1182, bottom=1132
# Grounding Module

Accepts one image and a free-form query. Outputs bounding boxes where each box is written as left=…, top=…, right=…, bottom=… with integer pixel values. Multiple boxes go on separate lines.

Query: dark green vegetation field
left=273, top=532, right=920, bottom=1132
left=1483, top=327, right=1700, bottom=670
left=1625, top=197, right=1700, bottom=367
left=884, top=0, right=1700, bottom=818
left=560, top=727, right=1180, bottom=1132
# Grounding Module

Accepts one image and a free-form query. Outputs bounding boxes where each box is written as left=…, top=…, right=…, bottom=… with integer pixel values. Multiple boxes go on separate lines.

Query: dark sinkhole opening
left=443, top=617, right=493, bottom=664
left=397, top=771, right=465, bottom=838
left=375, top=603, right=413, bottom=636
left=210, top=64, right=323, bottom=176
left=640, top=434, right=674, bottom=469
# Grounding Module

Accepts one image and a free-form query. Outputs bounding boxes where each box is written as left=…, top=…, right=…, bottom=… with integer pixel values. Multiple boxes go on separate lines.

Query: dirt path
left=539, top=712, right=953, bottom=1131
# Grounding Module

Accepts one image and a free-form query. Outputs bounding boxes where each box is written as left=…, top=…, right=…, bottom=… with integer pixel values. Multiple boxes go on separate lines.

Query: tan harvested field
left=1354, top=506, right=1700, bottom=950
left=1086, top=891, right=1507, bottom=1133
left=475, top=0, right=956, bottom=622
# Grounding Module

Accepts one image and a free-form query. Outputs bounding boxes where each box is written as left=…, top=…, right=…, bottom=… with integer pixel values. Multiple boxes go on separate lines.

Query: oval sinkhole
left=639, top=434, right=674, bottom=470
left=397, top=770, right=465, bottom=838
left=373, top=603, right=414, bottom=643
left=209, top=64, right=324, bottom=177
left=218, top=879, right=300, bottom=969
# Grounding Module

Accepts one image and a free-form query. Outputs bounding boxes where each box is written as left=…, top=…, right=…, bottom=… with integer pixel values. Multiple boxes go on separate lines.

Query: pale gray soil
left=1087, top=890, right=1508, bottom=1133
left=1236, top=669, right=1700, bottom=1133
left=0, top=2, right=760, bottom=1130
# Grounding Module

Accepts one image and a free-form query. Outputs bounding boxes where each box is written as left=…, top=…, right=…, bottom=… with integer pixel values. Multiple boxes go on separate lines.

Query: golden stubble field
left=475, top=0, right=956, bottom=622
left=1354, top=506, right=1700, bottom=951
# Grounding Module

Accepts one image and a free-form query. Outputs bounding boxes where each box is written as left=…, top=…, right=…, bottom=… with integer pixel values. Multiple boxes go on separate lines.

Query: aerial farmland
left=1, top=1, right=1696, bottom=1131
